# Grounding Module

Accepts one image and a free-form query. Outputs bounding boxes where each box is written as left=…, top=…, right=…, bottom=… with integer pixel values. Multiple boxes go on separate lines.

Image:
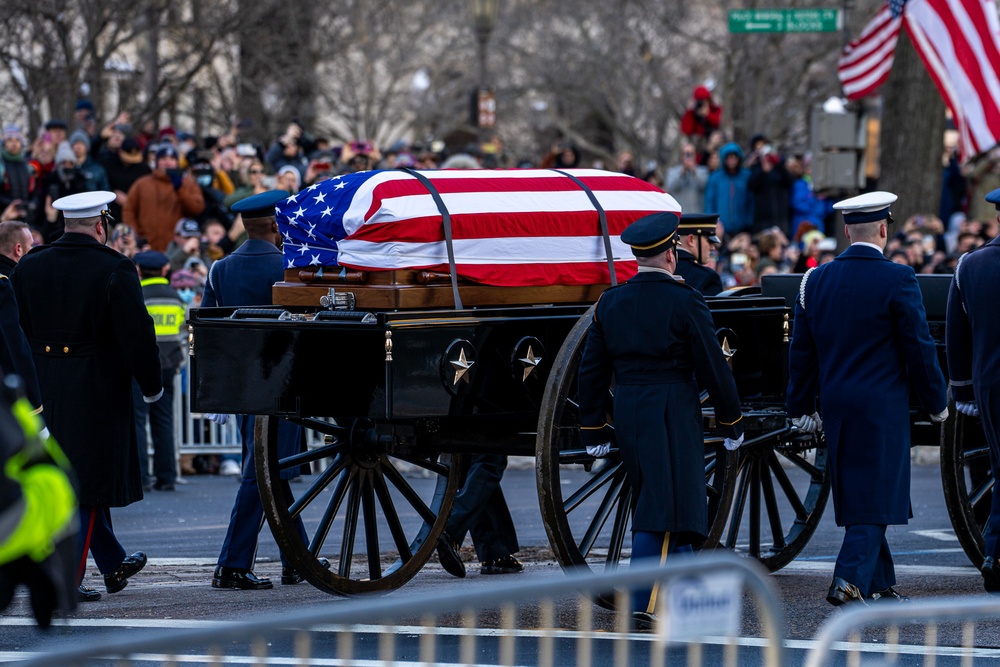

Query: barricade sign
left=664, top=570, right=743, bottom=641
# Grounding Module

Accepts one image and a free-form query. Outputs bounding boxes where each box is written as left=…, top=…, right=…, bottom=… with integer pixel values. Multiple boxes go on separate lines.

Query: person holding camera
left=0, top=126, right=36, bottom=223
left=265, top=123, right=308, bottom=183
left=680, top=86, right=722, bottom=162
left=39, top=142, right=90, bottom=242
left=124, top=145, right=205, bottom=252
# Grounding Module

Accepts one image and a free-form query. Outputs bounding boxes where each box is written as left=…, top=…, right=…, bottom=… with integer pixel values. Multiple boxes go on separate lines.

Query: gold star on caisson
left=450, top=348, right=475, bottom=385
left=721, top=337, right=736, bottom=368
left=518, top=345, right=542, bottom=381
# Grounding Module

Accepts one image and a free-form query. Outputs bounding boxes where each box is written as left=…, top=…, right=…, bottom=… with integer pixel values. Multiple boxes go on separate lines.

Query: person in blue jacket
left=577, top=211, right=744, bottom=628
left=787, top=191, right=948, bottom=606
left=946, top=187, right=1000, bottom=593
left=204, top=190, right=313, bottom=590
left=704, top=142, right=752, bottom=236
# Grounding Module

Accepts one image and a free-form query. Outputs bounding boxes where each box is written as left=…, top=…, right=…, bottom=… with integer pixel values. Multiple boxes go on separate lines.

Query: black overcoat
left=674, top=248, right=723, bottom=296
left=11, top=233, right=162, bottom=506
left=578, top=270, right=742, bottom=538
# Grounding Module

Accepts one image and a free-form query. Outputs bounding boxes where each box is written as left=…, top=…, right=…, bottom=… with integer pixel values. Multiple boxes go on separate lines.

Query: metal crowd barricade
left=804, top=596, right=1000, bottom=667
left=19, top=552, right=785, bottom=667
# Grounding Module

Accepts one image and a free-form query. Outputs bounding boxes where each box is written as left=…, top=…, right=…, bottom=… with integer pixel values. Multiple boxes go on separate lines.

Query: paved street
left=3, top=457, right=1000, bottom=665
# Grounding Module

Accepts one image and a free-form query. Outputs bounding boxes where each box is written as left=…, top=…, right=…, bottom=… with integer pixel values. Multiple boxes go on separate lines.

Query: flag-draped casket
left=274, top=169, right=681, bottom=294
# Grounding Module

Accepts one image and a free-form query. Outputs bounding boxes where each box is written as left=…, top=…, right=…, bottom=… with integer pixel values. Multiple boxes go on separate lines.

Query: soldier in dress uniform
left=673, top=213, right=723, bottom=296
left=11, top=191, right=162, bottom=602
left=946, top=187, right=1000, bottom=593
left=787, top=191, right=948, bottom=606
left=204, top=190, right=316, bottom=590
left=577, top=211, right=744, bottom=628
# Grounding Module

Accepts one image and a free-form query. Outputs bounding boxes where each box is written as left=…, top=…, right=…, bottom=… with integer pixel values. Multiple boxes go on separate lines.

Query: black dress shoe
left=77, top=585, right=102, bottom=602
left=153, top=481, right=175, bottom=491
left=826, top=576, right=868, bottom=606
left=437, top=533, right=466, bottom=578
left=481, top=555, right=524, bottom=575
left=982, top=557, right=1000, bottom=593
left=212, top=566, right=273, bottom=590
left=632, top=611, right=658, bottom=631
left=104, top=551, right=147, bottom=594
left=281, top=557, right=330, bottom=585
left=870, top=586, right=910, bottom=602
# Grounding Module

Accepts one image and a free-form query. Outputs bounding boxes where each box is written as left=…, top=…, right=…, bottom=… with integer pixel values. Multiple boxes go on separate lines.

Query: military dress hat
left=133, top=251, right=170, bottom=270
left=52, top=191, right=116, bottom=219
left=678, top=213, right=721, bottom=244
left=231, top=190, right=289, bottom=220
left=621, top=211, right=680, bottom=257
left=832, top=191, right=898, bottom=224
left=985, top=187, right=1000, bottom=210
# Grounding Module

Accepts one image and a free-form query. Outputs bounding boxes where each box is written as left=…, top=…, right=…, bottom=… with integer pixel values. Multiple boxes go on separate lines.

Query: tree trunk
left=878, top=28, right=945, bottom=222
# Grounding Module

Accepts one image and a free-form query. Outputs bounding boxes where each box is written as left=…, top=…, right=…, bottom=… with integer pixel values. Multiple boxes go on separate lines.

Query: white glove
left=39, top=426, right=50, bottom=442
left=205, top=413, right=230, bottom=425
left=586, top=442, right=611, bottom=457
left=931, top=407, right=949, bottom=423
left=724, top=434, right=745, bottom=451
left=792, top=412, right=822, bottom=433
left=143, top=388, right=164, bottom=404
left=956, top=402, right=979, bottom=418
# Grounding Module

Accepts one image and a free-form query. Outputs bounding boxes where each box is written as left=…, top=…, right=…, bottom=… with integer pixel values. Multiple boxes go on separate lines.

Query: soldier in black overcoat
left=946, top=187, right=1000, bottom=593
left=577, top=211, right=744, bottom=626
left=673, top=213, right=723, bottom=296
left=788, top=192, right=947, bottom=606
left=11, top=191, right=162, bottom=602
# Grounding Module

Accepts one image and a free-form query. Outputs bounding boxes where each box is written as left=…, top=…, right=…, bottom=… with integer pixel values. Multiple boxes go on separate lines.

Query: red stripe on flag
left=345, top=209, right=666, bottom=244
left=837, top=4, right=903, bottom=100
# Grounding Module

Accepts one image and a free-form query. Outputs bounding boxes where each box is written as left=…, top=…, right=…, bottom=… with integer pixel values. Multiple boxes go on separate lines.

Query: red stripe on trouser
left=78, top=507, right=96, bottom=584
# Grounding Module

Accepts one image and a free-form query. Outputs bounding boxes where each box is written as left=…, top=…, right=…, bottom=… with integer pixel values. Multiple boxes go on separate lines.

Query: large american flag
left=275, top=169, right=680, bottom=287
left=837, top=0, right=1000, bottom=158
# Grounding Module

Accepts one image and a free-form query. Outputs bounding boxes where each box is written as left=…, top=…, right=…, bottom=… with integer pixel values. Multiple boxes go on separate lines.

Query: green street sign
left=729, top=8, right=841, bottom=33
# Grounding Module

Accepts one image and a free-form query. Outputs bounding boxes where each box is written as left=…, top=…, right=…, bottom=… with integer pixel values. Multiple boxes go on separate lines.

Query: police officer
left=11, top=191, right=162, bottom=602
left=0, top=376, right=78, bottom=627
left=946, top=187, right=1000, bottom=593
left=577, top=211, right=744, bottom=627
left=205, top=190, right=313, bottom=590
left=787, top=191, right=947, bottom=606
left=673, top=213, right=723, bottom=296
left=133, top=251, right=187, bottom=492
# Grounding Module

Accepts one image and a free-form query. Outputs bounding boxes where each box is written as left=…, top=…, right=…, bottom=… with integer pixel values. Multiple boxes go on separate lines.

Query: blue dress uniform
left=946, top=187, right=1000, bottom=592
left=205, top=191, right=309, bottom=590
left=578, top=212, right=743, bottom=619
left=673, top=213, right=723, bottom=296
left=787, top=191, right=947, bottom=605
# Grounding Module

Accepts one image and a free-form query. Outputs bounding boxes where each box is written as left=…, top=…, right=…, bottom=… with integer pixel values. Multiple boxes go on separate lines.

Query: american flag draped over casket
left=275, top=168, right=681, bottom=287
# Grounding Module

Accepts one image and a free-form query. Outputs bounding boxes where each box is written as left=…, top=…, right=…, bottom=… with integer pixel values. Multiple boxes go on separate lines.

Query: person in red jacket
left=123, top=146, right=204, bottom=252
left=680, top=86, right=722, bottom=163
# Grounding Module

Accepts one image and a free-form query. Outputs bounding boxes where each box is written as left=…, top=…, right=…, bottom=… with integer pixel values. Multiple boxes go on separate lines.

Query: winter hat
left=693, top=86, right=713, bottom=101
left=1, top=124, right=25, bottom=145
left=68, top=129, right=91, bottom=150
left=75, top=99, right=95, bottom=112
left=55, top=141, right=76, bottom=165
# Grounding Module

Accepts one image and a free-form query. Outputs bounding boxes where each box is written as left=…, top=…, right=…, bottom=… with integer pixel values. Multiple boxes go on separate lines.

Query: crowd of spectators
left=1, top=90, right=998, bottom=314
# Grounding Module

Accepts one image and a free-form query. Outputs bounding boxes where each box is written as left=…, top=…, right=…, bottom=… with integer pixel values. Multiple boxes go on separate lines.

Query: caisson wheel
left=257, top=416, right=464, bottom=595
left=721, top=428, right=830, bottom=571
left=941, top=401, right=992, bottom=567
left=536, top=308, right=738, bottom=580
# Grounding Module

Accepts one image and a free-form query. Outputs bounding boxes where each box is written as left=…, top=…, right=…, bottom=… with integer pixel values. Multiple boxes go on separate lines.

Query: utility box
left=810, top=105, right=862, bottom=190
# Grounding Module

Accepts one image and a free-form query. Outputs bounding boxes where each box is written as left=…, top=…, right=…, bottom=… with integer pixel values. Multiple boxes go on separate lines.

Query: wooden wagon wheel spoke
left=382, top=462, right=439, bottom=525
left=338, top=474, right=362, bottom=579
left=372, top=463, right=414, bottom=563
left=578, top=473, right=627, bottom=558
left=768, top=451, right=810, bottom=521
left=309, top=467, right=354, bottom=556
left=962, top=446, right=991, bottom=461
left=725, top=461, right=752, bottom=549
left=605, top=487, right=632, bottom=570
left=759, top=458, right=786, bottom=550
left=292, top=418, right=349, bottom=438
left=391, top=454, right=452, bottom=477
left=360, top=471, right=382, bottom=580
left=748, top=459, right=762, bottom=557
left=278, top=443, right=348, bottom=471
left=563, top=461, right=621, bottom=514
left=969, top=476, right=995, bottom=509
left=783, top=451, right=824, bottom=480
left=288, top=455, right=348, bottom=519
